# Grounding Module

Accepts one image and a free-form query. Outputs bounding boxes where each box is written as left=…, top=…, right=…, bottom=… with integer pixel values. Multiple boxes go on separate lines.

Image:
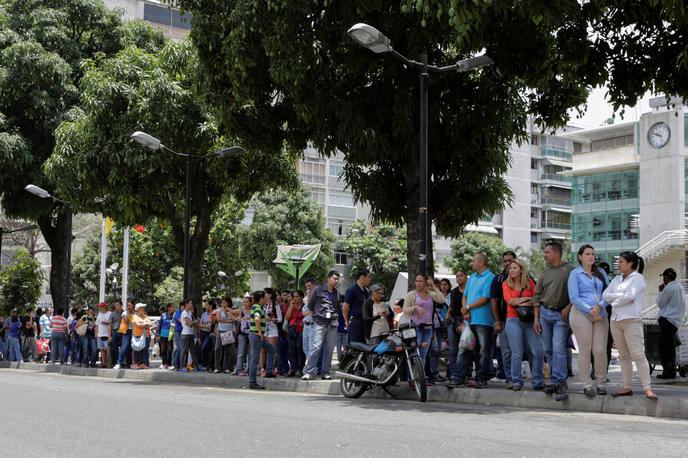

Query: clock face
left=648, top=122, right=671, bottom=149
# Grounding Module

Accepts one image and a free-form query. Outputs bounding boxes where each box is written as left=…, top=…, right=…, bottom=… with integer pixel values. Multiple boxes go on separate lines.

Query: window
left=334, top=252, right=349, bottom=265
left=329, top=161, right=345, bottom=178
left=143, top=4, right=192, bottom=29
left=591, top=134, right=634, bottom=151
left=328, top=218, right=353, bottom=237
left=530, top=232, right=539, bottom=244
left=299, top=161, right=326, bottom=185
left=573, top=142, right=583, bottom=153
left=531, top=159, right=538, bottom=170
left=530, top=135, right=539, bottom=146
left=328, top=190, right=354, bottom=207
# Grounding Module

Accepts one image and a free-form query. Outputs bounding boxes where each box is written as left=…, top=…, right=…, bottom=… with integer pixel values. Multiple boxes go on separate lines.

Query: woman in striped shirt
left=50, top=307, right=68, bottom=364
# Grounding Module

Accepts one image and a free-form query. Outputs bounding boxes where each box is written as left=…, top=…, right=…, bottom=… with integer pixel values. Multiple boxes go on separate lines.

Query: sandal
left=644, top=390, right=658, bottom=400
left=612, top=389, right=633, bottom=397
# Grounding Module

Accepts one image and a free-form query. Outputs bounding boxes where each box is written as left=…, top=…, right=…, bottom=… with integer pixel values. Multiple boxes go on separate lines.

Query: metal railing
left=541, top=196, right=571, bottom=206
left=636, top=229, right=688, bottom=264
left=541, top=173, right=572, bottom=183
left=541, top=221, right=571, bottom=230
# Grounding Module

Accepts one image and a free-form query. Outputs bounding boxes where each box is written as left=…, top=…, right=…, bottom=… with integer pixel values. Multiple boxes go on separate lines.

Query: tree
left=444, top=232, right=508, bottom=275
left=154, top=267, right=184, bottom=308
left=47, top=37, right=296, bottom=307
left=242, top=187, right=335, bottom=288
left=177, top=0, right=605, bottom=286
left=338, top=220, right=407, bottom=290
left=0, top=248, right=44, bottom=315
left=0, top=0, right=165, bottom=312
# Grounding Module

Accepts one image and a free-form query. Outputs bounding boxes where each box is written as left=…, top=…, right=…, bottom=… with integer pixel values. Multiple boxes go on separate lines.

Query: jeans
left=160, top=336, right=173, bottom=366
left=50, top=333, right=67, bottom=364
left=117, top=330, right=133, bottom=366
left=335, top=331, right=347, bottom=362
left=200, top=331, right=214, bottom=369
left=428, top=327, right=442, bottom=378
left=415, top=326, right=434, bottom=368
left=110, top=332, right=121, bottom=366
left=235, top=333, right=249, bottom=373
left=505, top=318, right=544, bottom=387
left=7, top=336, right=21, bottom=362
left=172, top=332, right=182, bottom=369
left=302, top=323, right=314, bottom=364
left=288, top=332, right=305, bottom=373
left=214, top=332, right=233, bottom=372
left=0, top=336, right=6, bottom=359
left=80, top=335, right=97, bottom=366
left=22, top=336, right=37, bottom=361
left=498, top=330, right=512, bottom=383
left=305, top=323, right=337, bottom=376
left=180, top=334, right=199, bottom=369
left=540, top=307, right=570, bottom=384
left=347, top=317, right=365, bottom=345
left=278, top=334, right=290, bottom=373
left=248, top=333, right=275, bottom=384
left=446, top=318, right=462, bottom=377
left=452, top=325, right=494, bottom=383
left=657, top=317, right=678, bottom=377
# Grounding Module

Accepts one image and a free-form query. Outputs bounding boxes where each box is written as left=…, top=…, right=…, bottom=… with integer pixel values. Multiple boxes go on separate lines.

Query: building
left=103, top=0, right=191, bottom=39
left=559, top=96, right=687, bottom=303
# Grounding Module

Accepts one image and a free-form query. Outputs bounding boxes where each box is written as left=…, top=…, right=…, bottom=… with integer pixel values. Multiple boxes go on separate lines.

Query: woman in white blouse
left=602, top=251, right=657, bottom=400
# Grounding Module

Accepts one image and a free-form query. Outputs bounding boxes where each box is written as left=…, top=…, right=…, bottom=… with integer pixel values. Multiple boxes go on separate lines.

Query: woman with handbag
left=131, top=303, right=151, bottom=369
left=285, top=290, right=306, bottom=376
left=76, top=307, right=98, bottom=368
left=603, top=251, right=657, bottom=400
left=214, top=297, right=240, bottom=374
left=503, top=259, right=544, bottom=391
left=567, top=245, right=609, bottom=396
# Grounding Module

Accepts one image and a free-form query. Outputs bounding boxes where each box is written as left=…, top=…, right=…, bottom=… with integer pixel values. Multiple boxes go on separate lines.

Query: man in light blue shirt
left=656, top=268, right=686, bottom=379
left=448, top=253, right=496, bottom=389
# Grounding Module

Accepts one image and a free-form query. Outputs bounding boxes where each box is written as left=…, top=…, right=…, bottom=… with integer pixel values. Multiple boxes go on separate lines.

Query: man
left=303, top=270, right=341, bottom=381
left=20, top=311, right=38, bottom=362
left=490, top=251, right=516, bottom=385
left=95, top=302, right=112, bottom=368
left=5, top=309, right=22, bottom=362
left=656, top=268, right=686, bottom=379
left=171, top=300, right=185, bottom=371
left=302, top=277, right=319, bottom=373
left=248, top=290, right=276, bottom=389
left=532, top=241, right=575, bottom=401
left=448, top=254, right=497, bottom=389
left=109, top=302, right=122, bottom=367
left=277, top=290, right=292, bottom=375
left=342, top=269, right=371, bottom=345
left=39, top=307, right=52, bottom=363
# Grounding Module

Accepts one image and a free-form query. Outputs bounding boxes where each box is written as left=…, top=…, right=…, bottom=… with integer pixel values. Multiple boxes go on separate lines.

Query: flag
left=134, top=224, right=145, bottom=233
left=105, top=217, right=115, bottom=237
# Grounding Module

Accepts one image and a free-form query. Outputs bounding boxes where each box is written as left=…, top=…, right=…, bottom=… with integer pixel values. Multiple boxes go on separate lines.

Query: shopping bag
left=458, top=325, right=476, bottom=352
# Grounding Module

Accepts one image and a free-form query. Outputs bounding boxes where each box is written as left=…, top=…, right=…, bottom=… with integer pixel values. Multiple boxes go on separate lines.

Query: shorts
left=97, top=337, right=110, bottom=350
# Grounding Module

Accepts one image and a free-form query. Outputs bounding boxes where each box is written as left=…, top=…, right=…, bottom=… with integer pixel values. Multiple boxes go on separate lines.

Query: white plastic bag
left=458, top=324, right=476, bottom=352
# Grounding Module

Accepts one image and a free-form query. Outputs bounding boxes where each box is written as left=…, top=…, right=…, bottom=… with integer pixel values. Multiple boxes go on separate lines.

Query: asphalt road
left=1, top=370, right=686, bottom=457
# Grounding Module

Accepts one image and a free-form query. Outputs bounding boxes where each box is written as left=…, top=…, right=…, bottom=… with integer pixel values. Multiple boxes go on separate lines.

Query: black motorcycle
left=335, top=323, right=427, bottom=402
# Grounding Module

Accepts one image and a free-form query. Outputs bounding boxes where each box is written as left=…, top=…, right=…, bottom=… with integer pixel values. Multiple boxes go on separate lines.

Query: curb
left=2, top=362, right=687, bottom=420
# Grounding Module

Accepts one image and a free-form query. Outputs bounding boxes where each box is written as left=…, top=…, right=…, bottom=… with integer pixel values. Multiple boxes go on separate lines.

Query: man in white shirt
left=656, top=268, right=686, bottom=379
left=95, top=302, right=112, bottom=368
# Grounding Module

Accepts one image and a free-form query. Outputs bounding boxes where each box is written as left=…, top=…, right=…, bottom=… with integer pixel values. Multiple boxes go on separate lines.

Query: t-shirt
left=180, top=310, right=194, bottom=335
left=50, top=315, right=68, bottom=335
left=249, top=304, right=266, bottom=334
left=490, top=271, right=509, bottom=322
left=20, top=316, right=35, bottom=337
left=217, top=309, right=233, bottom=333
left=173, top=309, right=183, bottom=334
left=8, top=317, right=21, bottom=338
left=110, top=311, right=122, bottom=334
left=39, top=314, right=52, bottom=338
left=159, top=312, right=172, bottom=337
left=96, top=311, right=112, bottom=337
left=502, top=279, right=537, bottom=319
left=344, top=284, right=369, bottom=320
left=465, top=269, right=496, bottom=326
left=370, top=302, right=391, bottom=338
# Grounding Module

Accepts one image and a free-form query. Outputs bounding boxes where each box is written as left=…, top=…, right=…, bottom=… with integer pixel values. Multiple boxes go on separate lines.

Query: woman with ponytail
left=603, top=251, right=657, bottom=400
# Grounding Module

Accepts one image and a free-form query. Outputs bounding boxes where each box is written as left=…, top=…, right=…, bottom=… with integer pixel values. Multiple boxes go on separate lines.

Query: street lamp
left=347, top=23, right=493, bottom=275
left=131, top=131, right=244, bottom=299
left=24, top=184, right=73, bottom=307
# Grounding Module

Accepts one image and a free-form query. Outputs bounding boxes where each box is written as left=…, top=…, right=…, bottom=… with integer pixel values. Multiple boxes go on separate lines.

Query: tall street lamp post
left=347, top=23, right=494, bottom=275
left=131, top=131, right=244, bottom=299
left=24, top=184, right=73, bottom=306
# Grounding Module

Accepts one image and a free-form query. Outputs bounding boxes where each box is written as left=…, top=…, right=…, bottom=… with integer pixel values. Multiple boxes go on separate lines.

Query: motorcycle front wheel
left=410, top=354, right=428, bottom=402
left=340, top=357, right=369, bottom=399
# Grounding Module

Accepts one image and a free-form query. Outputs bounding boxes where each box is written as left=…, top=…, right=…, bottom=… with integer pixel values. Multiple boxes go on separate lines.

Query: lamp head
left=24, top=184, right=52, bottom=199
left=131, top=131, right=163, bottom=150
left=347, top=23, right=392, bottom=54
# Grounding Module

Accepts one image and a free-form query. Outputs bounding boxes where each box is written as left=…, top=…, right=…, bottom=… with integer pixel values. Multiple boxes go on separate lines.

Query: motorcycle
left=335, top=323, right=427, bottom=402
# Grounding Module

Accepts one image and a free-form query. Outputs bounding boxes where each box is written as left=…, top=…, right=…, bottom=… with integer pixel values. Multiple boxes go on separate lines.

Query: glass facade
left=572, top=169, right=640, bottom=265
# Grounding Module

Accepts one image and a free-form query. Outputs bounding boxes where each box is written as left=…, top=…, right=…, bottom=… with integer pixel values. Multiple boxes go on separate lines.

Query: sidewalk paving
left=2, top=360, right=687, bottom=420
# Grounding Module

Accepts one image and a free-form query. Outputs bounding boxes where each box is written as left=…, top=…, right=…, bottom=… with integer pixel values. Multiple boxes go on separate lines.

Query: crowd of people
left=1, top=240, right=685, bottom=397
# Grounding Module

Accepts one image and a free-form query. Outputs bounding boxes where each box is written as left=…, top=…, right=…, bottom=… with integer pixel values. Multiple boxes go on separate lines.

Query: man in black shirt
left=20, top=311, right=37, bottom=362
left=490, top=251, right=516, bottom=383
left=445, top=270, right=467, bottom=379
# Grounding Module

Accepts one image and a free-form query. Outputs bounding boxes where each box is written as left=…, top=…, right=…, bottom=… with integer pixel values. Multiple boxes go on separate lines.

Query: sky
left=567, top=87, right=655, bottom=128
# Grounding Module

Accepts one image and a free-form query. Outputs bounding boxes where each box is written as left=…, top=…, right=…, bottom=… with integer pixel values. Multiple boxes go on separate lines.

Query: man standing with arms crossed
left=342, top=268, right=371, bottom=345
left=532, top=241, right=575, bottom=401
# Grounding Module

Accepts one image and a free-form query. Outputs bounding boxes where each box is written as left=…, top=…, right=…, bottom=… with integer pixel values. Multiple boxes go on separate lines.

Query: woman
left=179, top=301, right=201, bottom=372
left=261, top=288, right=279, bottom=378
left=568, top=244, right=609, bottom=396
left=445, top=271, right=467, bottom=381
left=503, top=259, right=544, bottom=391
left=234, top=295, right=252, bottom=375
left=131, top=303, right=152, bottom=369
left=214, top=297, right=240, bottom=374
left=403, top=274, right=445, bottom=384
left=77, top=307, right=97, bottom=368
left=428, top=278, right=452, bottom=382
left=199, top=301, right=216, bottom=372
left=363, top=284, right=391, bottom=345
left=114, top=301, right=135, bottom=369
left=603, top=251, right=657, bottom=400
left=285, top=290, right=306, bottom=376
left=157, top=303, right=174, bottom=369
left=49, top=308, right=68, bottom=364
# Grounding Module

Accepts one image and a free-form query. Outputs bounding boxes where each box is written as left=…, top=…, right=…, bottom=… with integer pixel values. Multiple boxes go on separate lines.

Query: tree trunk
left=37, top=210, right=70, bottom=312
left=188, top=182, right=213, bottom=312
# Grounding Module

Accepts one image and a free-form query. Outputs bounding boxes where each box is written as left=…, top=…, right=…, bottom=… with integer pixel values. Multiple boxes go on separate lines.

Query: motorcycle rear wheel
left=410, top=354, right=428, bottom=402
left=340, top=358, right=369, bottom=399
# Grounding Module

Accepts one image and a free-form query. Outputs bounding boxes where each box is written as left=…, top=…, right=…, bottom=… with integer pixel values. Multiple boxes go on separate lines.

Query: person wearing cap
left=131, top=303, right=152, bottom=369
left=95, top=302, right=112, bottom=368
left=656, top=267, right=686, bottom=379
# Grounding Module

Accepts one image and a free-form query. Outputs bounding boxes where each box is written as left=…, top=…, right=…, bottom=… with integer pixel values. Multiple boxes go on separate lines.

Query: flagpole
left=98, top=216, right=107, bottom=302
left=121, top=226, right=129, bottom=305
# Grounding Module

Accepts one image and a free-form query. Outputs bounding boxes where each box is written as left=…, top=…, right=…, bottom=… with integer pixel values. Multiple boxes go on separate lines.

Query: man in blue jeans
left=448, top=254, right=497, bottom=389
left=248, top=290, right=275, bottom=390
left=172, top=300, right=185, bottom=370
left=302, top=270, right=341, bottom=381
left=532, top=241, right=574, bottom=401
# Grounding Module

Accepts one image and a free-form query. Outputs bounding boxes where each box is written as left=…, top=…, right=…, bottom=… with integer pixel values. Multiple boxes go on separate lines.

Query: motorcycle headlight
left=401, top=327, right=416, bottom=340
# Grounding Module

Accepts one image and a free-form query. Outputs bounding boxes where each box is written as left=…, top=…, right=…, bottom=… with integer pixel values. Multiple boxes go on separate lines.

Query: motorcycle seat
left=349, top=341, right=378, bottom=352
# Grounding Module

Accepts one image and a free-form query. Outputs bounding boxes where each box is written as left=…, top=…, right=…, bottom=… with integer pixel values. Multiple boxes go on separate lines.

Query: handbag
left=76, top=320, right=88, bottom=336
left=131, top=330, right=146, bottom=351
left=220, top=329, right=236, bottom=346
left=516, top=306, right=534, bottom=323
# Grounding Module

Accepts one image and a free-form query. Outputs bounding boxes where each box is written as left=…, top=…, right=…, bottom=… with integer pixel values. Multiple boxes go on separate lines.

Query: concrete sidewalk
left=2, top=361, right=687, bottom=420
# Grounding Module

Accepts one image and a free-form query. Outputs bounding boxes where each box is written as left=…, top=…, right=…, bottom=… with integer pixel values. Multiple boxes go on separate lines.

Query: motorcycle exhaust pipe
left=335, top=371, right=376, bottom=384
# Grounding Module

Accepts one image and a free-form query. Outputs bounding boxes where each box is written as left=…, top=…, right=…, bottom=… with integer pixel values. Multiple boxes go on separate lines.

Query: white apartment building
left=103, top=0, right=191, bottom=39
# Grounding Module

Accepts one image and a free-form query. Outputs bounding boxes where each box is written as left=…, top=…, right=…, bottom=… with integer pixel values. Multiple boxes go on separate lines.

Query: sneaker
left=555, top=383, right=569, bottom=401
left=543, top=384, right=556, bottom=395
left=512, top=384, right=523, bottom=391
left=264, top=373, right=276, bottom=378
left=583, top=387, right=596, bottom=397
left=506, top=382, right=513, bottom=390
left=302, top=374, right=313, bottom=381
left=213, top=369, right=220, bottom=374
left=223, top=369, right=231, bottom=374
left=238, top=371, right=248, bottom=376
left=177, top=368, right=189, bottom=373
left=475, top=380, right=487, bottom=389
left=249, top=383, right=265, bottom=390
left=321, top=374, right=332, bottom=380
left=434, top=374, right=446, bottom=382
left=532, top=385, right=545, bottom=391
left=446, top=380, right=465, bottom=389
left=597, top=386, right=607, bottom=396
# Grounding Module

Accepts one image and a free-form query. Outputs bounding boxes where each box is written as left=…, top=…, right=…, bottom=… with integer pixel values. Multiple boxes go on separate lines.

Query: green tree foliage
left=47, top=37, right=295, bottom=306
left=444, top=232, right=508, bottom=275
left=0, top=248, right=44, bottom=315
left=154, top=266, right=184, bottom=308
left=338, top=220, right=407, bottom=290
left=242, top=187, right=335, bottom=288
left=0, top=0, right=165, bottom=312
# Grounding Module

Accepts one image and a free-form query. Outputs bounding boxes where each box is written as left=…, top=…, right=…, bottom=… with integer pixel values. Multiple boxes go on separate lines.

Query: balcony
left=542, top=221, right=571, bottom=230
left=541, top=196, right=571, bottom=206
left=299, top=173, right=326, bottom=185
left=541, top=173, right=572, bottom=183
left=541, top=147, right=573, bottom=161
